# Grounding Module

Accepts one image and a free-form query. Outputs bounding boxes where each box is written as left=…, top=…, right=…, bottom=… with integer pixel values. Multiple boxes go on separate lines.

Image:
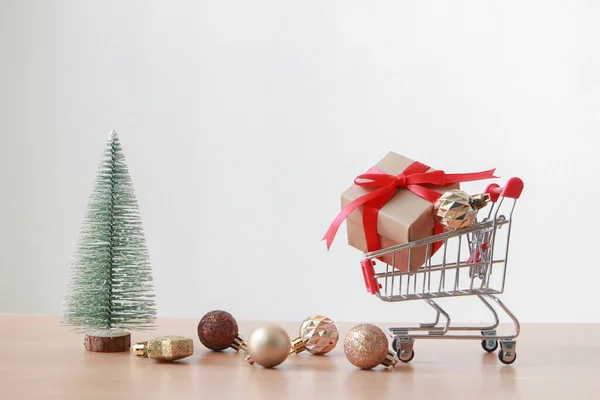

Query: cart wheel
left=498, top=349, right=517, bottom=365
left=391, top=338, right=400, bottom=352
left=481, top=339, right=498, bottom=353
left=397, top=349, right=414, bottom=363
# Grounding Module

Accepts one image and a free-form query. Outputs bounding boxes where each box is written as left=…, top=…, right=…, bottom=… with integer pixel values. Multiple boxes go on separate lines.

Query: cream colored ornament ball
left=246, top=325, right=290, bottom=368
left=299, top=314, right=339, bottom=355
left=434, top=189, right=479, bottom=230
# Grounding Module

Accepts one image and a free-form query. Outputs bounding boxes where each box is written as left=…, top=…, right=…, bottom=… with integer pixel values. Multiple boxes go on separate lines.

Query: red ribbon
left=322, top=161, right=497, bottom=253
left=468, top=242, right=489, bottom=264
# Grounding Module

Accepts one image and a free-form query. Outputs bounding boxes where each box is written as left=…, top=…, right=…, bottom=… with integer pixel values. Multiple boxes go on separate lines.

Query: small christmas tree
left=63, top=130, right=157, bottom=352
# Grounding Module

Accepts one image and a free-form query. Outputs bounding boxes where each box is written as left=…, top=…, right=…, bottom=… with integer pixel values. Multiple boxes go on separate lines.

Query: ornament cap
left=381, top=350, right=398, bottom=367
left=132, top=342, right=148, bottom=358
left=242, top=351, right=255, bottom=364
left=231, top=334, right=248, bottom=352
left=290, top=337, right=306, bottom=354
left=469, top=193, right=491, bottom=210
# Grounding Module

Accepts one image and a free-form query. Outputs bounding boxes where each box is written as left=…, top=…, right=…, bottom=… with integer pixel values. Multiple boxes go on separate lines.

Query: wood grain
left=0, top=315, right=598, bottom=399
left=84, top=333, right=130, bottom=353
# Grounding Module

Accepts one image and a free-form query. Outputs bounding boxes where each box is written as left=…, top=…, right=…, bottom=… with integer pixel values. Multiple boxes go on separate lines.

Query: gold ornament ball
left=344, top=324, right=391, bottom=370
left=434, top=189, right=478, bottom=230
left=246, top=325, right=290, bottom=368
left=300, top=314, right=339, bottom=355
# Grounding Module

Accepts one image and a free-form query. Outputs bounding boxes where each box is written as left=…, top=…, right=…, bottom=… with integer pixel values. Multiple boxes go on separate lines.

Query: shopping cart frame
left=360, top=178, right=524, bottom=364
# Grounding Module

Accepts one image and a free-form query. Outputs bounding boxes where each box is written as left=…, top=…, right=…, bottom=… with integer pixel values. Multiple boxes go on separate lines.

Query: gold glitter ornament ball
left=344, top=324, right=397, bottom=370
left=246, top=325, right=290, bottom=368
left=434, top=189, right=479, bottom=230
left=299, top=315, right=339, bottom=355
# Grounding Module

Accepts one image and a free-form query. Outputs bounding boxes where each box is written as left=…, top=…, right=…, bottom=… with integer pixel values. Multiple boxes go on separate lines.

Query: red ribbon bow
left=322, top=161, right=497, bottom=253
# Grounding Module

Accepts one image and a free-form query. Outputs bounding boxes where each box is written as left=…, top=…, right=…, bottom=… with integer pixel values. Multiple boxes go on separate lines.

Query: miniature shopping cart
left=360, top=178, right=524, bottom=365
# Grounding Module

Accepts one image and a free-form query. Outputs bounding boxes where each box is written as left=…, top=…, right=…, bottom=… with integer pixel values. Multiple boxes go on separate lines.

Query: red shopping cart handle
left=360, top=259, right=380, bottom=295
left=485, top=177, right=524, bottom=202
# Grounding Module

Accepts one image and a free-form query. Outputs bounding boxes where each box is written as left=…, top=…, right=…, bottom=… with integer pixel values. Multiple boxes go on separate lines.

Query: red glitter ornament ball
left=197, top=310, right=239, bottom=351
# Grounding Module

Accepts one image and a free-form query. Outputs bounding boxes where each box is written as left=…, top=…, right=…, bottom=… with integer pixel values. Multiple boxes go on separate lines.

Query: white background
left=1, top=1, right=598, bottom=324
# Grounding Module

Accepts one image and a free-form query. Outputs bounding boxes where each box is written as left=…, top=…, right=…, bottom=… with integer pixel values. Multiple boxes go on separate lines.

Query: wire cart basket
left=360, top=178, right=524, bottom=364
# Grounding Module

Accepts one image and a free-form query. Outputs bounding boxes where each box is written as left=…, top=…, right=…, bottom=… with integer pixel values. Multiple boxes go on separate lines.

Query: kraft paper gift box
left=341, top=151, right=459, bottom=272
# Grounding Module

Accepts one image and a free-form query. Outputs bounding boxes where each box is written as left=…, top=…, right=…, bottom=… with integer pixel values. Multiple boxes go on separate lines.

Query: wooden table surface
left=0, top=315, right=598, bottom=399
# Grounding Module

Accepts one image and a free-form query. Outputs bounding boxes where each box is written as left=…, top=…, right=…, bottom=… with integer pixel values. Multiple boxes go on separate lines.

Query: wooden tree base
left=84, top=332, right=131, bottom=353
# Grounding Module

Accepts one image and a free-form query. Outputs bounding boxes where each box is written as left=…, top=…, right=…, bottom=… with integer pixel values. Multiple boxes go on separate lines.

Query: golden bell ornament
left=242, top=325, right=290, bottom=368
left=132, top=335, right=194, bottom=361
left=434, top=189, right=490, bottom=230
left=290, top=314, right=339, bottom=355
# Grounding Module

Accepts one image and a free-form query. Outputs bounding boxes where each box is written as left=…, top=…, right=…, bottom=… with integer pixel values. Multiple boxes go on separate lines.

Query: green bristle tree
left=63, top=130, right=156, bottom=351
